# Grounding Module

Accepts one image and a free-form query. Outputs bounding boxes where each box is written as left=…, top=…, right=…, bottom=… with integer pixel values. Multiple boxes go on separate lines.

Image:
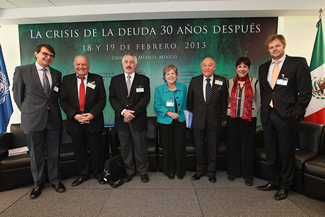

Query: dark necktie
left=206, top=78, right=211, bottom=104
left=42, top=68, right=50, bottom=97
left=79, top=77, right=85, bottom=111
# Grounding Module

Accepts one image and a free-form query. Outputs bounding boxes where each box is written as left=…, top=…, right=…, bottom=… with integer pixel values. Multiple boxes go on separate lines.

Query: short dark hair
left=35, top=44, right=55, bottom=57
left=236, top=57, right=251, bottom=68
left=163, top=64, right=178, bottom=77
left=265, top=34, right=286, bottom=50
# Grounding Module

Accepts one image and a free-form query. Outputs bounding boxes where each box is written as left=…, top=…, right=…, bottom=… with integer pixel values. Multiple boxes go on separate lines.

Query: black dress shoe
left=178, top=175, right=184, bottom=180
left=257, top=183, right=279, bottom=191
left=208, top=175, right=216, bottom=183
left=192, top=174, right=202, bottom=180
left=125, top=173, right=136, bottom=183
left=52, top=182, right=66, bottom=193
left=141, top=174, right=149, bottom=183
left=30, top=184, right=44, bottom=199
left=98, top=176, right=105, bottom=185
left=168, top=174, right=174, bottom=180
left=71, top=177, right=88, bottom=187
left=274, top=189, right=289, bottom=200
left=227, top=175, right=235, bottom=181
left=245, top=179, right=253, bottom=186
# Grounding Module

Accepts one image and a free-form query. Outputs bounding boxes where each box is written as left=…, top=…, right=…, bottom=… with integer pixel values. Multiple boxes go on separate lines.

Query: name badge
left=215, top=80, right=223, bottom=85
left=276, top=75, right=288, bottom=86
left=136, top=88, right=144, bottom=92
left=53, top=86, right=59, bottom=92
left=87, top=81, right=96, bottom=89
left=166, top=99, right=174, bottom=107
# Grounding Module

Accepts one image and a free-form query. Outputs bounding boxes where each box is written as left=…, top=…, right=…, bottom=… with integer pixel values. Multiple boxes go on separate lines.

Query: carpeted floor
left=1, top=171, right=324, bottom=216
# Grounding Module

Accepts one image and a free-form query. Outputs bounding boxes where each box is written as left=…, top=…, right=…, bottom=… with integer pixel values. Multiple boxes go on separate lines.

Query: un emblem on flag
left=312, top=77, right=325, bottom=99
left=0, top=71, right=10, bottom=104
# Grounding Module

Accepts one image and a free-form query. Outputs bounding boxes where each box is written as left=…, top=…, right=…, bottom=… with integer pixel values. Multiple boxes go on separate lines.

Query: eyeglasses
left=41, top=52, right=55, bottom=58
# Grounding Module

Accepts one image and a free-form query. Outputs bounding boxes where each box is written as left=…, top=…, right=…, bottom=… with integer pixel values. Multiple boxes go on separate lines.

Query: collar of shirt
left=35, top=62, right=52, bottom=87
left=76, top=73, right=89, bottom=80
left=267, top=54, right=286, bottom=85
left=124, top=72, right=135, bottom=84
left=77, top=73, right=88, bottom=96
left=203, top=75, right=214, bottom=84
left=272, top=54, right=286, bottom=66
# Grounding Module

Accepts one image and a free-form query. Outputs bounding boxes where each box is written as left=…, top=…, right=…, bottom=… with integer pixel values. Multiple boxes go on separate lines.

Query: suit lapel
left=49, top=67, right=58, bottom=97
left=279, top=56, right=290, bottom=76
left=70, top=75, right=78, bottom=103
left=263, top=61, right=272, bottom=89
left=31, top=64, right=47, bottom=97
left=85, top=73, right=92, bottom=103
left=198, top=75, right=205, bottom=103
left=130, top=72, right=138, bottom=95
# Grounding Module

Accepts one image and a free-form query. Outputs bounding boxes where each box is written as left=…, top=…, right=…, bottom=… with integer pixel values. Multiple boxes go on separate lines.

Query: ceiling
left=0, top=0, right=324, bottom=25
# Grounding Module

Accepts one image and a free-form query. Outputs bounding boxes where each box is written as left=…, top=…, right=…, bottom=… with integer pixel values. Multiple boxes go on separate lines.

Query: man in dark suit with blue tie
left=187, top=57, right=227, bottom=183
left=257, top=34, right=312, bottom=200
left=60, top=55, right=106, bottom=187
left=109, top=53, right=150, bottom=183
left=13, top=44, right=65, bottom=199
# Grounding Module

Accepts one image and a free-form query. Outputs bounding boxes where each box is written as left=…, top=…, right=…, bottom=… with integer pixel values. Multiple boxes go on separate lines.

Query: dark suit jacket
left=109, top=73, right=150, bottom=131
left=59, top=72, right=106, bottom=134
left=259, top=55, right=312, bottom=123
left=12, top=63, right=62, bottom=132
left=187, top=74, right=227, bottom=131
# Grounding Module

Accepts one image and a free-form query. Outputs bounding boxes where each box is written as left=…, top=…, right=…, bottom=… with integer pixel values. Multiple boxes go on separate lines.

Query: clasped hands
left=74, top=113, right=94, bottom=124
left=123, top=109, right=135, bottom=123
left=167, top=111, right=179, bottom=120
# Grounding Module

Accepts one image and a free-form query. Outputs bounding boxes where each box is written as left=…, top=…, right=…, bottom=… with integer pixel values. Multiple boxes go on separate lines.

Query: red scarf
left=230, top=75, right=253, bottom=121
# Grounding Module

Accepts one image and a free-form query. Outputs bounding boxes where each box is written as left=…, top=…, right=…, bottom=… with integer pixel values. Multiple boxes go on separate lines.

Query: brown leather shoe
left=274, top=189, right=289, bottom=200
left=98, top=176, right=105, bottom=185
left=257, top=183, right=279, bottom=191
left=71, top=177, right=88, bottom=187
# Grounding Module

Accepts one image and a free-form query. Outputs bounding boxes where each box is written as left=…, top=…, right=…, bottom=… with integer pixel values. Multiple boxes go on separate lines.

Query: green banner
left=19, top=17, right=277, bottom=124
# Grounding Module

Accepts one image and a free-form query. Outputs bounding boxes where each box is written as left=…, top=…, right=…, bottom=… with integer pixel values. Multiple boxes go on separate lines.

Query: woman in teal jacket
left=154, top=65, right=187, bottom=180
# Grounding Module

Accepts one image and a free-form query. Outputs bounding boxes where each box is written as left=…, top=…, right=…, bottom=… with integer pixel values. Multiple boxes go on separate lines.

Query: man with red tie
left=257, top=34, right=312, bottom=200
left=60, top=55, right=106, bottom=186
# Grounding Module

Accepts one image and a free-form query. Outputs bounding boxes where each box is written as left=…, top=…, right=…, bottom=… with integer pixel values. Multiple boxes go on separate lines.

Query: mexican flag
left=304, top=18, right=325, bottom=124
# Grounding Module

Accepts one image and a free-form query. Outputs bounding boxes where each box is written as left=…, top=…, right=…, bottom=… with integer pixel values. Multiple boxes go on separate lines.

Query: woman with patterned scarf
left=226, top=57, right=261, bottom=186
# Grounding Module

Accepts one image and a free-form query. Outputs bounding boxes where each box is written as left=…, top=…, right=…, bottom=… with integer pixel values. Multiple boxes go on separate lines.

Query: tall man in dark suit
left=109, top=53, right=150, bottom=183
left=13, top=44, right=65, bottom=199
left=257, top=34, right=312, bottom=200
left=187, top=57, right=227, bottom=183
left=60, top=55, right=106, bottom=186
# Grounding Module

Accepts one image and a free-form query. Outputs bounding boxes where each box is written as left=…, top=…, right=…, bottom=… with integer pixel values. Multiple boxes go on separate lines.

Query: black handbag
left=103, top=154, right=127, bottom=188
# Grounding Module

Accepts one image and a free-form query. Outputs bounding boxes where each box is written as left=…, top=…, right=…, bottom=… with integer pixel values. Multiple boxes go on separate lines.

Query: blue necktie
left=42, top=68, right=50, bottom=97
left=206, top=78, right=211, bottom=104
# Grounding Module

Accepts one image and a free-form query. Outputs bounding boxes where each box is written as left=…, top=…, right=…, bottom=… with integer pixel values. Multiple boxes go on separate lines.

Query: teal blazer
left=154, top=81, right=187, bottom=124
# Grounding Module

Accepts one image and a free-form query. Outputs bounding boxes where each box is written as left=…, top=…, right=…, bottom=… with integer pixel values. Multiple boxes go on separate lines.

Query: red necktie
left=79, top=77, right=85, bottom=111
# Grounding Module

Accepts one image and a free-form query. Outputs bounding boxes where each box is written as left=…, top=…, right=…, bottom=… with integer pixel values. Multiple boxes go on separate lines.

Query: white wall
left=0, top=25, right=20, bottom=129
left=1, top=16, right=323, bottom=131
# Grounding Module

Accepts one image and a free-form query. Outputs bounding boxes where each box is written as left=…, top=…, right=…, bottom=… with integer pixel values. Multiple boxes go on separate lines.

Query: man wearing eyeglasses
left=13, top=44, right=65, bottom=199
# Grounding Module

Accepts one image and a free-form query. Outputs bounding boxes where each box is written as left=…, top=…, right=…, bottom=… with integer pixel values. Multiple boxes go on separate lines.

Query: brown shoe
left=71, top=177, right=88, bottom=187
left=98, top=176, right=105, bottom=185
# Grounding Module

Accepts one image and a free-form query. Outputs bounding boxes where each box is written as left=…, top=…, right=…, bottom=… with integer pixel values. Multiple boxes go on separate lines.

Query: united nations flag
left=0, top=44, right=13, bottom=133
